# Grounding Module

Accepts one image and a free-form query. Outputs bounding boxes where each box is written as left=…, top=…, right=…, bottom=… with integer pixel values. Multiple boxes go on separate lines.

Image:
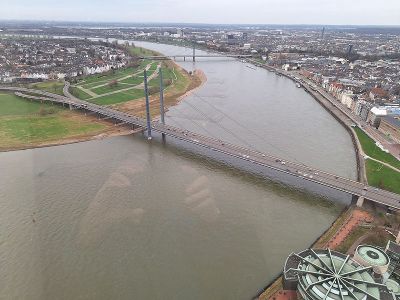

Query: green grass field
left=355, top=127, right=400, bottom=170
left=90, top=89, right=144, bottom=105
left=69, top=87, right=92, bottom=100
left=77, top=68, right=135, bottom=85
left=91, top=83, right=136, bottom=95
left=365, top=160, right=400, bottom=194
left=119, top=76, right=144, bottom=85
left=0, top=93, right=61, bottom=116
left=70, top=53, right=160, bottom=105
left=0, top=93, right=107, bottom=149
left=65, top=47, right=187, bottom=107
left=0, top=116, right=104, bottom=142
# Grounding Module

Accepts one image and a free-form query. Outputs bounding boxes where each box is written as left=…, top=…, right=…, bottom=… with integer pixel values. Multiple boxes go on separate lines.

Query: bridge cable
left=166, top=106, right=220, bottom=139
left=181, top=99, right=261, bottom=152
left=189, top=89, right=344, bottom=173
left=183, top=95, right=400, bottom=201
left=168, top=104, right=300, bottom=192
left=189, top=91, right=309, bottom=166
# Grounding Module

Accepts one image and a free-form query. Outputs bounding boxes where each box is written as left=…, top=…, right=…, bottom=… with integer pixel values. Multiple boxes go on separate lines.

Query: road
left=1, top=85, right=400, bottom=210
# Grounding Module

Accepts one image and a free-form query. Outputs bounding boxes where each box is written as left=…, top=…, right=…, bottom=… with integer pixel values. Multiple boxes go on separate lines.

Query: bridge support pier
left=356, top=196, right=365, bottom=207
left=184, top=56, right=186, bottom=62
left=396, top=230, right=400, bottom=244
left=69, top=104, right=73, bottom=110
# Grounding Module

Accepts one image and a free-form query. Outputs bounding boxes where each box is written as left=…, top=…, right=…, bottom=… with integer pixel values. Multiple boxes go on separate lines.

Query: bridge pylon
left=159, top=68, right=166, bottom=140
left=143, top=70, right=152, bottom=140
left=193, top=41, right=196, bottom=62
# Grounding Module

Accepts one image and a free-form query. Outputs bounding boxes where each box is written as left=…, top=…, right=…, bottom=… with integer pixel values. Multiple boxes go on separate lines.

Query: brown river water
left=0, top=41, right=357, bottom=299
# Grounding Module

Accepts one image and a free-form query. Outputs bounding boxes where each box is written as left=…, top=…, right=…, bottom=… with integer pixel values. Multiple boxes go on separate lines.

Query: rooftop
left=381, top=115, right=400, bottom=129
left=284, top=249, right=388, bottom=300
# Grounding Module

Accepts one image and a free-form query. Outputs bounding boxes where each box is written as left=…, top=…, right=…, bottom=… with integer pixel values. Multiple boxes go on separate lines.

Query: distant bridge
left=139, top=54, right=252, bottom=61
left=1, top=85, right=400, bottom=211
left=138, top=42, right=252, bottom=61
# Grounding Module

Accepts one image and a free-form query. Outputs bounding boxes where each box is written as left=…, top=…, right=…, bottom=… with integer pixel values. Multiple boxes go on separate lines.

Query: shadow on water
left=130, top=132, right=349, bottom=209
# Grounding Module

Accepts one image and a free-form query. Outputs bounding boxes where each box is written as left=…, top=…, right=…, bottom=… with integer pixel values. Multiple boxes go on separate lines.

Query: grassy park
left=0, top=46, right=201, bottom=150
left=67, top=46, right=190, bottom=107
left=365, top=160, right=400, bottom=194
left=354, top=126, right=400, bottom=169
left=0, top=93, right=109, bottom=151
left=70, top=60, right=164, bottom=105
left=354, top=126, right=400, bottom=194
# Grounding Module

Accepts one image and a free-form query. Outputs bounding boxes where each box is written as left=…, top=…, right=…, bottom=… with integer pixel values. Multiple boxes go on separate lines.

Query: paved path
left=85, top=64, right=161, bottom=99
left=69, top=63, right=156, bottom=99
left=365, top=156, right=400, bottom=173
left=86, top=62, right=154, bottom=90
left=347, top=232, right=374, bottom=255
left=325, top=209, right=373, bottom=249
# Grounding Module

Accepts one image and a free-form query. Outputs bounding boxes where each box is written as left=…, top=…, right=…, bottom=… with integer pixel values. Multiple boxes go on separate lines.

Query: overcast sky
left=1, top=0, right=399, bottom=25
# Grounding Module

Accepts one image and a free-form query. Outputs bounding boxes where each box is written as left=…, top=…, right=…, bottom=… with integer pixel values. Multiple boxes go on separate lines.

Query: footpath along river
left=0, top=41, right=357, bottom=299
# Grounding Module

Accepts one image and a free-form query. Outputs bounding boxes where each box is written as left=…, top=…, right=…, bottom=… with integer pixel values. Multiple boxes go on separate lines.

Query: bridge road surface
left=1, top=86, right=400, bottom=211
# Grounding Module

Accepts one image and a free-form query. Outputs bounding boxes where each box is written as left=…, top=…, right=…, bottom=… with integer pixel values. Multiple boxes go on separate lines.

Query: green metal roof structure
left=356, top=245, right=390, bottom=267
left=385, top=279, right=400, bottom=295
left=284, top=249, right=392, bottom=300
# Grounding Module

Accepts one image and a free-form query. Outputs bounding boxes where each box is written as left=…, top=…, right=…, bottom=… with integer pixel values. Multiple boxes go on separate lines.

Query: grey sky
left=0, top=0, right=399, bottom=25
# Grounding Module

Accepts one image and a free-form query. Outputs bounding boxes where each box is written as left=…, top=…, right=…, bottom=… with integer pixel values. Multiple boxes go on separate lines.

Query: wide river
left=0, top=41, right=357, bottom=299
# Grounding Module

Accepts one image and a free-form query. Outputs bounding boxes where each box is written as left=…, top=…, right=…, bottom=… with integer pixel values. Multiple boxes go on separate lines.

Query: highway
left=1, top=85, right=400, bottom=210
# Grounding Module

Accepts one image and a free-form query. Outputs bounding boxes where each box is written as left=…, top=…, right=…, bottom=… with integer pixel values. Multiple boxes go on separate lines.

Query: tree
left=108, top=80, right=118, bottom=88
left=148, top=86, right=159, bottom=95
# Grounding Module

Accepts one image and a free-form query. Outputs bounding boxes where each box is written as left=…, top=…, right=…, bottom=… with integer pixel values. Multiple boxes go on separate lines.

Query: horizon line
left=1, top=19, right=400, bottom=28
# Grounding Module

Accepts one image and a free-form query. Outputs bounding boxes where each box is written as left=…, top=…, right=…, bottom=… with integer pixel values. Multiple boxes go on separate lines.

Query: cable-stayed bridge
left=1, top=85, right=400, bottom=211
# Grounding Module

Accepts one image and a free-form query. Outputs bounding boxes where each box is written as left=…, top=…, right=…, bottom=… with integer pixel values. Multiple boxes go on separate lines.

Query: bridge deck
left=1, top=86, right=399, bottom=210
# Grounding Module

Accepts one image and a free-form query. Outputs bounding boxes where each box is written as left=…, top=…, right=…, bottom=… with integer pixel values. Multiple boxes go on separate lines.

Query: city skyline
left=1, top=0, right=400, bottom=26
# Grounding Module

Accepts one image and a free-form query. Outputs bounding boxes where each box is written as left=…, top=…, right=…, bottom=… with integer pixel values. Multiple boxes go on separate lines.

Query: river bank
left=0, top=53, right=206, bottom=152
